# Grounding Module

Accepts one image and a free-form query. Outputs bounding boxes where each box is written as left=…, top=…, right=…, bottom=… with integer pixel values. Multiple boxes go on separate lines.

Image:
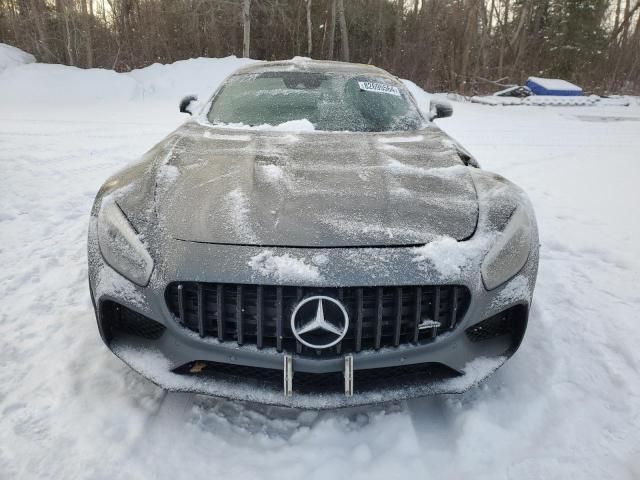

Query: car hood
left=155, top=123, right=478, bottom=247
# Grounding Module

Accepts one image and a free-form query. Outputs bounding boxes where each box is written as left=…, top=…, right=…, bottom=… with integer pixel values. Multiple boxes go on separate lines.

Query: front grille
left=175, top=360, right=460, bottom=394
left=166, top=283, right=470, bottom=357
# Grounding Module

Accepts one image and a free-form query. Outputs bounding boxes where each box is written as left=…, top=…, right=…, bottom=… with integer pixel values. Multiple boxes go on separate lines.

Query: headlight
left=481, top=207, right=532, bottom=290
left=98, top=199, right=154, bottom=286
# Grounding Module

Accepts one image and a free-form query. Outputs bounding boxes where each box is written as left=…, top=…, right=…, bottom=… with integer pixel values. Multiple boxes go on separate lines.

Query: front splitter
left=111, top=340, right=506, bottom=410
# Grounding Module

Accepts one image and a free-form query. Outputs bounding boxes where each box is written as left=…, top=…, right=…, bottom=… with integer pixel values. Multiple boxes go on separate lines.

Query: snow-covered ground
left=1, top=49, right=639, bottom=479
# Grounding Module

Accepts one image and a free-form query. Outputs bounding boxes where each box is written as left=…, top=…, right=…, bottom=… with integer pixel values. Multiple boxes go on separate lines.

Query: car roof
left=231, top=57, right=397, bottom=80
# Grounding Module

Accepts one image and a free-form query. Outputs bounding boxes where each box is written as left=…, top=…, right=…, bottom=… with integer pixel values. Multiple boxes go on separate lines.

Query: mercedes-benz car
left=88, top=59, right=538, bottom=408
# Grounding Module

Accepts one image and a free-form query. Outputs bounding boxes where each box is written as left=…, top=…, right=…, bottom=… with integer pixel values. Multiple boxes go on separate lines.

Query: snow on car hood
left=155, top=123, right=478, bottom=247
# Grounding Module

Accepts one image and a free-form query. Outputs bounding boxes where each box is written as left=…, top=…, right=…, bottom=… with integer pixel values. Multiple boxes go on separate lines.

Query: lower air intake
left=101, top=301, right=166, bottom=340
left=465, top=304, right=527, bottom=344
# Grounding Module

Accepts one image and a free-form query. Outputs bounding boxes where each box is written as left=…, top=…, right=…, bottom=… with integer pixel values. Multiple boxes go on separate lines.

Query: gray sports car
left=88, top=59, right=538, bottom=408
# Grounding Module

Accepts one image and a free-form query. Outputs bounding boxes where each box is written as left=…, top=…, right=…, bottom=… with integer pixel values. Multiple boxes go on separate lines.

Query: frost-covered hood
left=155, top=123, right=478, bottom=247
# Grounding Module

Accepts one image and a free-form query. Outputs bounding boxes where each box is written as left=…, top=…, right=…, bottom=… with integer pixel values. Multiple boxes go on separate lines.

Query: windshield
left=207, top=72, right=424, bottom=132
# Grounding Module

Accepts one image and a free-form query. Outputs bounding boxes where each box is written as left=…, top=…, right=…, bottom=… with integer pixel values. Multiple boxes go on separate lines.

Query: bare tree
left=614, top=0, right=623, bottom=32
left=242, top=0, right=251, bottom=58
left=327, top=0, right=336, bottom=59
left=81, top=0, right=93, bottom=67
left=393, top=0, right=403, bottom=69
left=1, top=0, right=639, bottom=94
left=306, top=0, right=312, bottom=57
left=55, top=0, right=75, bottom=65
left=337, top=0, right=349, bottom=61
left=498, top=0, right=510, bottom=78
left=28, top=0, right=55, bottom=61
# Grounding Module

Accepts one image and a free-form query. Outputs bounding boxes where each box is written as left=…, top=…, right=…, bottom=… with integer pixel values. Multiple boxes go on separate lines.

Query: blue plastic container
left=526, top=77, right=583, bottom=96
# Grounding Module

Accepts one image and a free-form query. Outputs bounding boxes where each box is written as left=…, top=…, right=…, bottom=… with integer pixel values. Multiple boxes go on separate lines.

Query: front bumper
left=88, top=220, right=537, bottom=409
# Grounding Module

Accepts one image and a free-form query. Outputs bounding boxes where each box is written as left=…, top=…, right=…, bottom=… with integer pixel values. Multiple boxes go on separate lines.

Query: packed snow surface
left=1, top=49, right=640, bottom=479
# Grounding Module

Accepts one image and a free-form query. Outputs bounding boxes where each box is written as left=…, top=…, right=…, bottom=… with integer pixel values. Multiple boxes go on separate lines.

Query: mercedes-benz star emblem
left=291, top=296, right=349, bottom=349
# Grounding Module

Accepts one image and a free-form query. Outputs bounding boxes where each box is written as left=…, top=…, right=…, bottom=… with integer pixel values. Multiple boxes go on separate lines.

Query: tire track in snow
left=119, top=391, right=427, bottom=480
left=118, top=392, right=196, bottom=478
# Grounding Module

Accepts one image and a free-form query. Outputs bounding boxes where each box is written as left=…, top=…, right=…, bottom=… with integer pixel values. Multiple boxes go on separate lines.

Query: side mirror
left=179, top=95, right=198, bottom=115
left=430, top=100, right=453, bottom=120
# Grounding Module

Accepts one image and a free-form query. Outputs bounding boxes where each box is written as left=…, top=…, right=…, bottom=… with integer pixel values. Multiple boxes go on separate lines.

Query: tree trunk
left=614, top=0, right=622, bottom=32
left=459, top=0, right=476, bottom=91
left=498, top=0, right=509, bottom=78
left=82, top=0, right=93, bottom=67
left=477, top=0, right=489, bottom=82
left=394, top=0, right=403, bottom=70
left=306, top=0, right=312, bottom=57
left=337, top=0, right=349, bottom=61
left=622, top=0, right=631, bottom=45
left=242, top=0, right=250, bottom=58
left=512, top=0, right=532, bottom=71
left=209, top=0, right=220, bottom=58
left=29, top=0, right=56, bottom=62
left=488, top=0, right=494, bottom=33
left=319, top=1, right=327, bottom=55
left=56, top=0, right=74, bottom=65
left=328, top=0, right=336, bottom=59
left=371, top=0, right=384, bottom=62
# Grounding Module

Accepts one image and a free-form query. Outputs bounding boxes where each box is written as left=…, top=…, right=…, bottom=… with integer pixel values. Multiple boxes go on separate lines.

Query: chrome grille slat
left=216, top=284, right=224, bottom=341
left=433, top=286, right=441, bottom=325
left=295, top=287, right=303, bottom=353
left=177, top=284, right=185, bottom=325
left=256, top=285, right=263, bottom=349
left=374, top=287, right=383, bottom=350
left=197, top=283, right=205, bottom=337
left=413, top=286, right=422, bottom=343
left=236, top=285, right=243, bottom=345
left=450, top=286, right=459, bottom=330
left=166, top=283, right=470, bottom=357
left=355, top=287, right=363, bottom=352
left=276, top=286, right=283, bottom=352
left=393, top=287, right=402, bottom=347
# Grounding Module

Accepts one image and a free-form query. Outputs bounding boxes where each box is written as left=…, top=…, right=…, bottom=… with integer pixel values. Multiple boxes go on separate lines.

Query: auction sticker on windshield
left=358, top=81, right=401, bottom=96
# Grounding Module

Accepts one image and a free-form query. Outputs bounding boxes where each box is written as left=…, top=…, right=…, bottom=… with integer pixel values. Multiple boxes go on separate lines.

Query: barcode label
left=358, top=81, right=401, bottom=96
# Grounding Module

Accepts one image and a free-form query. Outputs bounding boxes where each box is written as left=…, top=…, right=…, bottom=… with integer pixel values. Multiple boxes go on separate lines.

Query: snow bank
left=126, top=56, right=258, bottom=102
left=0, top=62, right=138, bottom=104
left=0, top=49, right=256, bottom=106
left=470, top=94, right=631, bottom=107
left=0, top=43, right=35, bottom=72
